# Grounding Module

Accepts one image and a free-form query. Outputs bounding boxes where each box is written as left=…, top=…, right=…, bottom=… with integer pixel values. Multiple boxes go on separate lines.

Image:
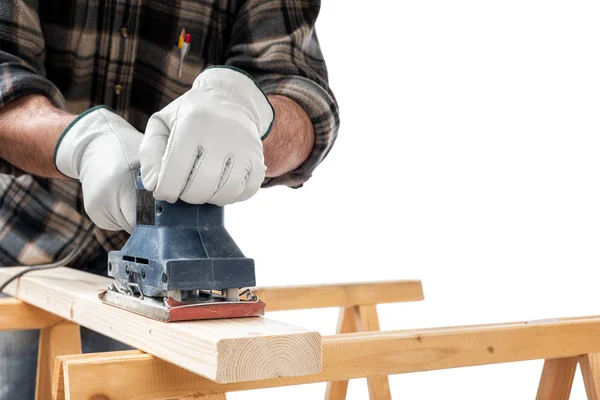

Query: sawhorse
left=1, top=280, right=423, bottom=400
left=4, top=280, right=600, bottom=399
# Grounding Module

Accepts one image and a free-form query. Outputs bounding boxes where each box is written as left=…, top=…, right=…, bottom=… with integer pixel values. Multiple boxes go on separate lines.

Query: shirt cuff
left=255, top=74, right=340, bottom=188
left=0, top=61, right=66, bottom=109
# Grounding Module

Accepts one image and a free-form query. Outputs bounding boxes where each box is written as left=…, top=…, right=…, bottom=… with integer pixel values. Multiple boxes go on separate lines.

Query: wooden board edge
left=255, top=280, right=425, bottom=312
left=215, top=331, right=322, bottom=383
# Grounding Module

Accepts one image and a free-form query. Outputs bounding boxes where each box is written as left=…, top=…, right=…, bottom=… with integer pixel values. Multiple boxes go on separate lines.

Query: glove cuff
left=193, top=66, right=275, bottom=140
left=54, top=105, right=114, bottom=178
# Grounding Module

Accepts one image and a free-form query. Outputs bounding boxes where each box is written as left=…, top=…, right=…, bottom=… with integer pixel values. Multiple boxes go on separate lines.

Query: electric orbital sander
left=100, top=175, right=265, bottom=322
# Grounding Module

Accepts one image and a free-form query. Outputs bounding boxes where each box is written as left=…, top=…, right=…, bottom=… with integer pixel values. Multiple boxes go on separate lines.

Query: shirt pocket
left=168, top=0, right=230, bottom=86
left=166, top=36, right=205, bottom=88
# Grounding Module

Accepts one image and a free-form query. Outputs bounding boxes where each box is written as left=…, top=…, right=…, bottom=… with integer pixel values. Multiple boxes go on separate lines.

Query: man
left=0, top=0, right=339, bottom=397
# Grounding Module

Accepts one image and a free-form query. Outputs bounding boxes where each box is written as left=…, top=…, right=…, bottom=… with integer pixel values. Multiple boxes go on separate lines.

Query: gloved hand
left=54, top=106, right=143, bottom=233
left=139, top=66, right=274, bottom=205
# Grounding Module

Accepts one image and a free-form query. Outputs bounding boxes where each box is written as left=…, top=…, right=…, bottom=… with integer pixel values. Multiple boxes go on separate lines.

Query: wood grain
left=580, top=353, right=600, bottom=400
left=325, top=306, right=358, bottom=400
left=53, top=351, right=140, bottom=400
left=535, top=357, right=578, bottom=400
left=0, top=298, right=64, bottom=330
left=179, top=394, right=226, bottom=400
left=0, top=266, right=321, bottom=383
left=58, top=315, right=600, bottom=399
left=254, top=280, right=424, bottom=312
left=326, top=305, right=392, bottom=400
left=52, top=353, right=67, bottom=400
left=355, top=305, right=392, bottom=400
left=35, top=322, right=81, bottom=400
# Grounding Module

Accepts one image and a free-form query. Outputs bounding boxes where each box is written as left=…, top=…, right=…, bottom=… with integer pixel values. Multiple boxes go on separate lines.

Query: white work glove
left=54, top=106, right=143, bottom=233
left=139, top=66, right=274, bottom=205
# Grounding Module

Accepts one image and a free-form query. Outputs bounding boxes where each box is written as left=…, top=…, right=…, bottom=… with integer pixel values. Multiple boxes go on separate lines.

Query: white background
left=227, top=1, right=600, bottom=399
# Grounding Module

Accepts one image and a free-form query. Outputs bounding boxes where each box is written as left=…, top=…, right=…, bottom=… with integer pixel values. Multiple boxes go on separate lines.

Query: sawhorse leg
left=35, top=322, right=81, bottom=400
left=325, top=305, right=392, bottom=400
left=536, top=353, right=600, bottom=400
left=536, top=357, right=578, bottom=400
left=580, top=353, right=600, bottom=400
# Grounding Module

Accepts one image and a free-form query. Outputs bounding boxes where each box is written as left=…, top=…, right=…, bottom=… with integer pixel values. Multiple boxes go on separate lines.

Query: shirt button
left=120, top=26, right=129, bottom=38
left=114, top=84, right=123, bottom=95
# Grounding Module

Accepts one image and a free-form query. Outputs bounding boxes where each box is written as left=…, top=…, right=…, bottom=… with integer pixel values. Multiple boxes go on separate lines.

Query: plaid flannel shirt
left=0, top=0, right=339, bottom=269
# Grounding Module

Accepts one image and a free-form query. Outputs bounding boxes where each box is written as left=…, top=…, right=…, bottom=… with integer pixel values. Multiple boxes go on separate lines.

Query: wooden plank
left=53, top=351, right=139, bottom=400
left=254, top=280, right=424, bottom=312
left=178, top=394, right=226, bottom=400
left=0, top=266, right=321, bottom=383
left=325, top=306, right=358, bottom=400
left=355, top=305, right=392, bottom=400
left=59, top=315, right=600, bottom=399
left=0, top=298, right=64, bottom=330
left=52, top=354, right=67, bottom=400
left=536, top=357, right=578, bottom=400
left=35, top=322, right=81, bottom=400
left=580, top=353, right=600, bottom=400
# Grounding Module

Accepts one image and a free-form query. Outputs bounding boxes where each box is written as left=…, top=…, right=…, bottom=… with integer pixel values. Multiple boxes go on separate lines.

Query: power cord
left=0, top=224, right=96, bottom=293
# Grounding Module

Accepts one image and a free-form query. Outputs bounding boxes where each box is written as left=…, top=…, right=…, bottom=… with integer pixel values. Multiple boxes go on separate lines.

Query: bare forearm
left=263, top=95, right=314, bottom=178
left=0, top=95, right=75, bottom=178
left=0, top=94, right=313, bottom=180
